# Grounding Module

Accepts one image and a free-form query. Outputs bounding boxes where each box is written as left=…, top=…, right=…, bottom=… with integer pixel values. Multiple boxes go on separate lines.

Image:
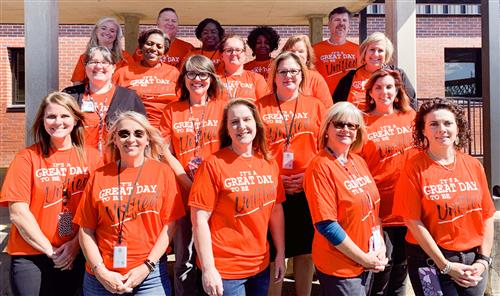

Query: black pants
left=406, top=243, right=488, bottom=296
left=370, top=226, right=408, bottom=296
left=10, top=252, right=85, bottom=296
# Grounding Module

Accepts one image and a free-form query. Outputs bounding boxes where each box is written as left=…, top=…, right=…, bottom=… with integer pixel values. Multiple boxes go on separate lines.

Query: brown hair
left=364, top=69, right=412, bottom=113
left=219, top=99, right=270, bottom=160
left=281, top=35, right=316, bottom=70
left=31, top=92, right=86, bottom=161
left=268, top=51, right=307, bottom=94
left=413, top=98, right=471, bottom=150
left=176, top=55, right=222, bottom=101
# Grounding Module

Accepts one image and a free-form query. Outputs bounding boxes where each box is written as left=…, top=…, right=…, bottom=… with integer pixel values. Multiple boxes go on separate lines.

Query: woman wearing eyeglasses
left=218, top=35, right=269, bottom=102
left=159, top=54, right=225, bottom=295
left=304, top=102, right=387, bottom=295
left=75, top=111, right=184, bottom=295
left=281, top=35, right=332, bottom=109
left=257, top=52, right=325, bottom=296
left=64, top=46, right=146, bottom=159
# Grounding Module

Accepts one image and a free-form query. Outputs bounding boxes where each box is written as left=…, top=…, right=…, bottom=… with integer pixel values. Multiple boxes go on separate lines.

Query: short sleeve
left=160, top=165, right=185, bottom=224
left=304, top=161, right=338, bottom=223
left=71, top=54, right=86, bottom=83
left=0, top=150, right=33, bottom=206
left=159, top=105, right=173, bottom=141
left=393, top=163, right=422, bottom=221
left=73, top=173, right=98, bottom=229
left=254, top=73, right=269, bottom=100
left=188, top=159, right=220, bottom=211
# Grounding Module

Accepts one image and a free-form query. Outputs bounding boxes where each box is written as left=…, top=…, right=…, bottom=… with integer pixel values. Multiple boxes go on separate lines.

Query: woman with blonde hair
left=281, top=35, right=332, bottom=108
left=304, top=102, right=387, bottom=295
left=75, top=111, right=184, bottom=295
left=333, top=32, right=416, bottom=110
left=0, top=92, right=100, bottom=295
left=71, top=17, right=133, bottom=85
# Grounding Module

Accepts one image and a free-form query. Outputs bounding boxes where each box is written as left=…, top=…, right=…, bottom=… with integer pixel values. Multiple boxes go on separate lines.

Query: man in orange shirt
left=133, top=7, right=194, bottom=69
left=313, top=7, right=358, bottom=94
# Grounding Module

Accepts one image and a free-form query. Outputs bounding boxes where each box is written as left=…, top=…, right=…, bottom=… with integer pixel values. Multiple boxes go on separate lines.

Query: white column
left=385, top=0, right=417, bottom=90
left=24, top=0, right=59, bottom=146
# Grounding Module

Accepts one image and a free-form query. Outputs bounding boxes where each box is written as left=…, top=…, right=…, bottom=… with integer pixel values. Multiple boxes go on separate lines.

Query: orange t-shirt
left=73, top=159, right=185, bottom=274
left=244, top=59, right=272, bottom=80
left=304, top=150, right=381, bottom=277
left=113, top=61, right=180, bottom=129
left=186, top=48, right=223, bottom=71
left=160, top=99, right=225, bottom=171
left=313, top=40, right=359, bottom=93
left=80, top=85, right=116, bottom=154
left=133, top=38, right=195, bottom=69
left=393, top=151, right=496, bottom=251
left=71, top=50, right=133, bottom=83
left=360, top=110, right=417, bottom=226
left=347, top=67, right=372, bottom=111
left=0, top=145, right=100, bottom=255
left=302, top=69, right=333, bottom=109
left=219, top=70, right=269, bottom=102
left=256, top=93, right=325, bottom=175
left=188, top=148, right=285, bottom=279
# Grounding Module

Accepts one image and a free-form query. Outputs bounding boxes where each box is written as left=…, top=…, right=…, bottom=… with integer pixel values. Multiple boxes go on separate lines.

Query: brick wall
left=0, top=15, right=483, bottom=167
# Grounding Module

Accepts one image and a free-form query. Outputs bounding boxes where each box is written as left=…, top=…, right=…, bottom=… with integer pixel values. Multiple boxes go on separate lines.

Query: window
left=444, top=48, right=481, bottom=97
left=9, top=48, right=25, bottom=105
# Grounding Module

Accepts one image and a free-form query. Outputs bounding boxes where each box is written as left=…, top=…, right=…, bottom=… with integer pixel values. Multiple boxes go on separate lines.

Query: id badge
left=113, top=242, right=127, bottom=269
left=187, top=156, right=203, bottom=179
left=81, top=100, right=95, bottom=112
left=58, top=211, right=74, bottom=237
left=282, top=151, right=294, bottom=170
left=418, top=267, right=443, bottom=295
left=369, top=225, right=382, bottom=252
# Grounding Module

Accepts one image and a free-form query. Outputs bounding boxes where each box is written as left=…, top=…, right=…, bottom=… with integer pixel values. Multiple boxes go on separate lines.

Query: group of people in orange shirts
left=0, top=5, right=495, bottom=296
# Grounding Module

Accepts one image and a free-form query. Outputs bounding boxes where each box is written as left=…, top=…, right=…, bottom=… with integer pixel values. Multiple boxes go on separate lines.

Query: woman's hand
left=448, top=262, right=482, bottom=287
left=95, top=267, right=132, bottom=294
left=273, top=252, right=286, bottom=283
left=52, top=237, right=80, bottom=270
left=123, top=264, right=150, bottom=290
left=281, top=173, right=304, bottom=194
left=362, top=251, right=387, bottom=273
left=202, top=266, right=224, bottom=296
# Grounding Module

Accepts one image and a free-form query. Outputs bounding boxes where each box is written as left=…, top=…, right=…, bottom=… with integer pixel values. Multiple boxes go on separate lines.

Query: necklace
left=426, top=150, right=456, bottom=172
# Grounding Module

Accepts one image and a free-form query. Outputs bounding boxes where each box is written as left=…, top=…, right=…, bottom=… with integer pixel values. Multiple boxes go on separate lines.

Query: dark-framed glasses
left=277, top=69, right=301, bottom=77
left=186, top=71, right=211, bottom=81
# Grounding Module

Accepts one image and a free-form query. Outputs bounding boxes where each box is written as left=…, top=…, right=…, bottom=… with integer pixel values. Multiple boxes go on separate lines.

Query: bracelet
left=475, top=259, right=489, bottom=270
left=440, top=261, right=452, bottom=274
left=91, top=261, right=104, bottom=273
left=144, top=259, right=156, bottom=272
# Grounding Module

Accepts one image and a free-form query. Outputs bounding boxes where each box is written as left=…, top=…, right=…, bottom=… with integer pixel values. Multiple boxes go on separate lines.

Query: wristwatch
left=475, top=253, right=493, bottom=266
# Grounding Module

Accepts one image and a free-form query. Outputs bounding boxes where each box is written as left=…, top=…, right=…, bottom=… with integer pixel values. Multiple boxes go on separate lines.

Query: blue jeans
left=406, top=243, right=488, bottom=296
left=221, top=267, right=270, bottom=296
left=317, top=270, right=373, bottom=296
left=83, top=260, right=171, bottom=296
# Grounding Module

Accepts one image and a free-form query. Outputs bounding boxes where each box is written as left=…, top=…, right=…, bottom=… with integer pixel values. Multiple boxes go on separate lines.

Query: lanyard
left=85, top=84, right=108, bottom=157
left=275, top=95, right=299, bottom=150
left=116, top=159, right=145, bottom=244
left=188, top=99, right=209, bottom=155
left=325, top=146, right=377, bottom=226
